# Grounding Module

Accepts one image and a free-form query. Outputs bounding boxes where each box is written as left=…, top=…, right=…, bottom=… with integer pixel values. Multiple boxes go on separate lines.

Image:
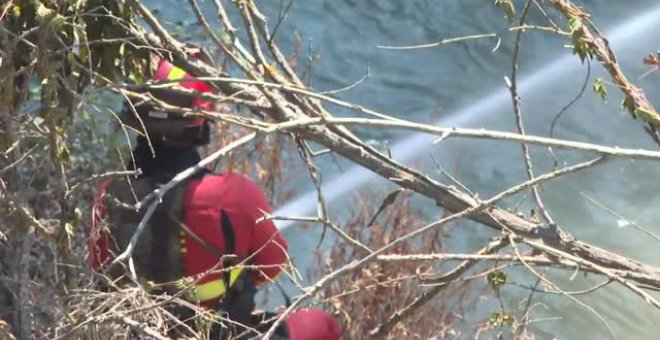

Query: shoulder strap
left=220, top=210, right=236, bottom=256
left=103, top=175, right=190, bottom=285
left=149, top=181, right=187, bottom=283
left=149, top=169, right=215, bottom=284
left=220, top=210, right=236, bottom=287
left=103, top=177, right=155, bottom=278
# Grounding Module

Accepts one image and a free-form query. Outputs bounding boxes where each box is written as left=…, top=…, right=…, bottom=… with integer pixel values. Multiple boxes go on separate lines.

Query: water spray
left=274, top=7, right=660, bottom=231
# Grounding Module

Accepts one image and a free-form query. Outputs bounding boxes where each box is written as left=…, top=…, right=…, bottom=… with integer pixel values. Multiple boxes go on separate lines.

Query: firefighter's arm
left=241, top=178, right=289, bottom=284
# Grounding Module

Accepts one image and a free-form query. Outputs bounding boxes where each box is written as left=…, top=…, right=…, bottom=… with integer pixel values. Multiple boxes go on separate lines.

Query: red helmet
left=120, top=47, right=215, bottom=146
left=285, top=308, right=342, bottom=340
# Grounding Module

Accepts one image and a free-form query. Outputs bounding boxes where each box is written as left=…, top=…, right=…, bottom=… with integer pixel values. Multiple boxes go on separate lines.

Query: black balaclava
left=130, top=136, right=202, bottom=183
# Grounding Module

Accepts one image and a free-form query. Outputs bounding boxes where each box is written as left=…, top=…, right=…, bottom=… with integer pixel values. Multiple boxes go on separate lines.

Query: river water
left=151, top=0, right=660, bottom=338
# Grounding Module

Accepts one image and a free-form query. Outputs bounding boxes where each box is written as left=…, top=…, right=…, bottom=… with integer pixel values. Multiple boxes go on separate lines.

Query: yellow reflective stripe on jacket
left=193, top=267, right=244, bottom=302
left=167, top=66, right=187, bottom=80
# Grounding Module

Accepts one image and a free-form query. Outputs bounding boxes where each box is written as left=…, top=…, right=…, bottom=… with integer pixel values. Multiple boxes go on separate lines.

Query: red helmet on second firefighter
left=286, top=308, right=342, bottom=340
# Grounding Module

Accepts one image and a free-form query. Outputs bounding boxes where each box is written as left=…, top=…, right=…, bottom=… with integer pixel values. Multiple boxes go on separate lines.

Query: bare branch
left=506, top=0, right=555, bottom=226
left=119, top=316, right=173, bottom=340
left=261, top=157, right=603, bottom=339
left=377, top=33, right=498, bottom=50
left=549, top=0, right=660, bottom=140
left=369, top=237, right=509, bottom=337
left=580, top=192, right=660, bottom=244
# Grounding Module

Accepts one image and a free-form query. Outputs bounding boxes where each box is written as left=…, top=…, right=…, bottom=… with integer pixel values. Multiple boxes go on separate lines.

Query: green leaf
left=130, top=66, right=145, bottom=84
left=220, top=31, right=233, bottom=45
left=144, top=280, right=156, bottom=292
left=568, top=17, right=593, bottom=63
left=50, top=14, right=66, bottom=28
left=64, top=222, right=74, bottom=237
left=33, top=116, right=45, bottom=127
left=571, top=30, right=591, bottom=62
left=495, top=0, right=516, bottom=24
left=568, top=17, right=582, bottom=33
left=57, top=144, right=70, bottom=163
left=34, top=2, right=67, bottom=28
left=487, top=270, right=507, bottom=288
left=634, top=107, right=659, bottom=124
left=502, top=313, right=516, bottom=326
left=66, top=52, right=76, bottom=67
left=74, top=207, right=83, bottom=222
left=489, top=311, right=516, bottom=328
left=593, top=78, right=607, bottom=101
left=35, top=3, right=56, bottom=23
left=621, top=96, right=635, bottom=114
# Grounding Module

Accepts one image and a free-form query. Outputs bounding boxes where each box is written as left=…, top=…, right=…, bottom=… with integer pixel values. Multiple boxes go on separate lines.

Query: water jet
left=274, top=7, right=660, bottom=231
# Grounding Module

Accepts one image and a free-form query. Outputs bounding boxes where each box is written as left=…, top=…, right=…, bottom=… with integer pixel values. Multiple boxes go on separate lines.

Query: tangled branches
left=1, top=0, right=660, bottom=339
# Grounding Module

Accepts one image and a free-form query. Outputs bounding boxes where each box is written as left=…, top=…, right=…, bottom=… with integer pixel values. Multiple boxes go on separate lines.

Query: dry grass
left=312, top=193, right=473, bottom=339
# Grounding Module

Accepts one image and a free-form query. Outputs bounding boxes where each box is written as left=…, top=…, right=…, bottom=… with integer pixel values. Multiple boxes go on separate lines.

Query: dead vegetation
left=1, top=0, right=660, bottom=339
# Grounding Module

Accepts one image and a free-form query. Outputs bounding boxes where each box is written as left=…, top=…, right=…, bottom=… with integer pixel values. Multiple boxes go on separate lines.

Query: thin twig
left=192, top=116, right=660, bottom=162
left=507, top=0, right=555, bottom=226
left=1, top=140, right=19, bottom=156
left=377, top=253, right=568, bottom=264
left=0, top=145, right=38, bottom=175
left=187, top=0, right=227, bottom=53
left=430, top=154, right=476, bottom=197
left=188, top=0, right=254, bottom=73
left=269, top=0, right=295, bottom=44
left=66, top=170, right=140, bottom=199
left=549, top=0, right=660, bottom=140
left=120, top=316, right=173, bottom=340
left=508, top=278, right=612, bottom=296
left=532, top=0, right=561, bottom=31
left=0, top=0, right=13, bottom=22
left=16, top=227, right=34, bottom=340
left=261, top=157, right=603, bottom=339
left=580, top=192, right=660, bottom=244
left=377, top=33, right=498, bottom=50
left=369, top=237, right=509, bottom=337
left=506, top=234, right=618, bottom=339
left=261, top=212, right=372, bottom=254
left=120, top=76, right=403, bottom=121
left=294, top=140, right=331, bottom=249
left=516, top=277, right=541, bottom=337
left=509, top=25, right=568, bottom=34
left=524, top=237, right=660, bottom=310
left=319, top=65, right=370, bottom=95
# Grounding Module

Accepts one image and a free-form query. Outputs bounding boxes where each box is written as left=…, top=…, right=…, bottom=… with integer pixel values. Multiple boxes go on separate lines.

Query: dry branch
left=3, top=0, right=660, bottom=338
left=507, top=0, right=555, bottom=226
left=369, top=237, right=510, bottom=337
left=260, top=156, right=605, bottom=338
left=549, top=0, right=660, bottom=139
left=120, top=317, right=173, bottom=340
left=111, top=5, right=660, bottom=334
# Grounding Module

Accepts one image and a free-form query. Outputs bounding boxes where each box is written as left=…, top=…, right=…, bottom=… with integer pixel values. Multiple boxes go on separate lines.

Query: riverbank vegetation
left=1, top=0, right=659, bottom=338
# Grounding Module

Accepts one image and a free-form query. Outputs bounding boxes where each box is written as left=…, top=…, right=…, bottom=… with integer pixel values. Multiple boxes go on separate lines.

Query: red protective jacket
left=89, top=171, right=288, bottom=305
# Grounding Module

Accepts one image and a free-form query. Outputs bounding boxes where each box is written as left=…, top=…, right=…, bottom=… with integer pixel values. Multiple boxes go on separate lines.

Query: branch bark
left=549, top=0, right=660, bottom=140
left=119, top=4, right=660, bottom=291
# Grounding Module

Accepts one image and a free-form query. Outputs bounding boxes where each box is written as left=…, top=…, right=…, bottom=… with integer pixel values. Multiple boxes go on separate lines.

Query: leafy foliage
left=568, top=17, right=594, bottom=63
left=495, top=0, right=516, bottom=24
left=487, top=270, right=507, bottom=289
left=593, top=78, right=607, bottom=101
left=488, top=311, right=516, bottom=328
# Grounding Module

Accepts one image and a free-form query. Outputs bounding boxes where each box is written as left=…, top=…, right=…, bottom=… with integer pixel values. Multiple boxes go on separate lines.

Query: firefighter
left=88, top=50, right=341, bottom=339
